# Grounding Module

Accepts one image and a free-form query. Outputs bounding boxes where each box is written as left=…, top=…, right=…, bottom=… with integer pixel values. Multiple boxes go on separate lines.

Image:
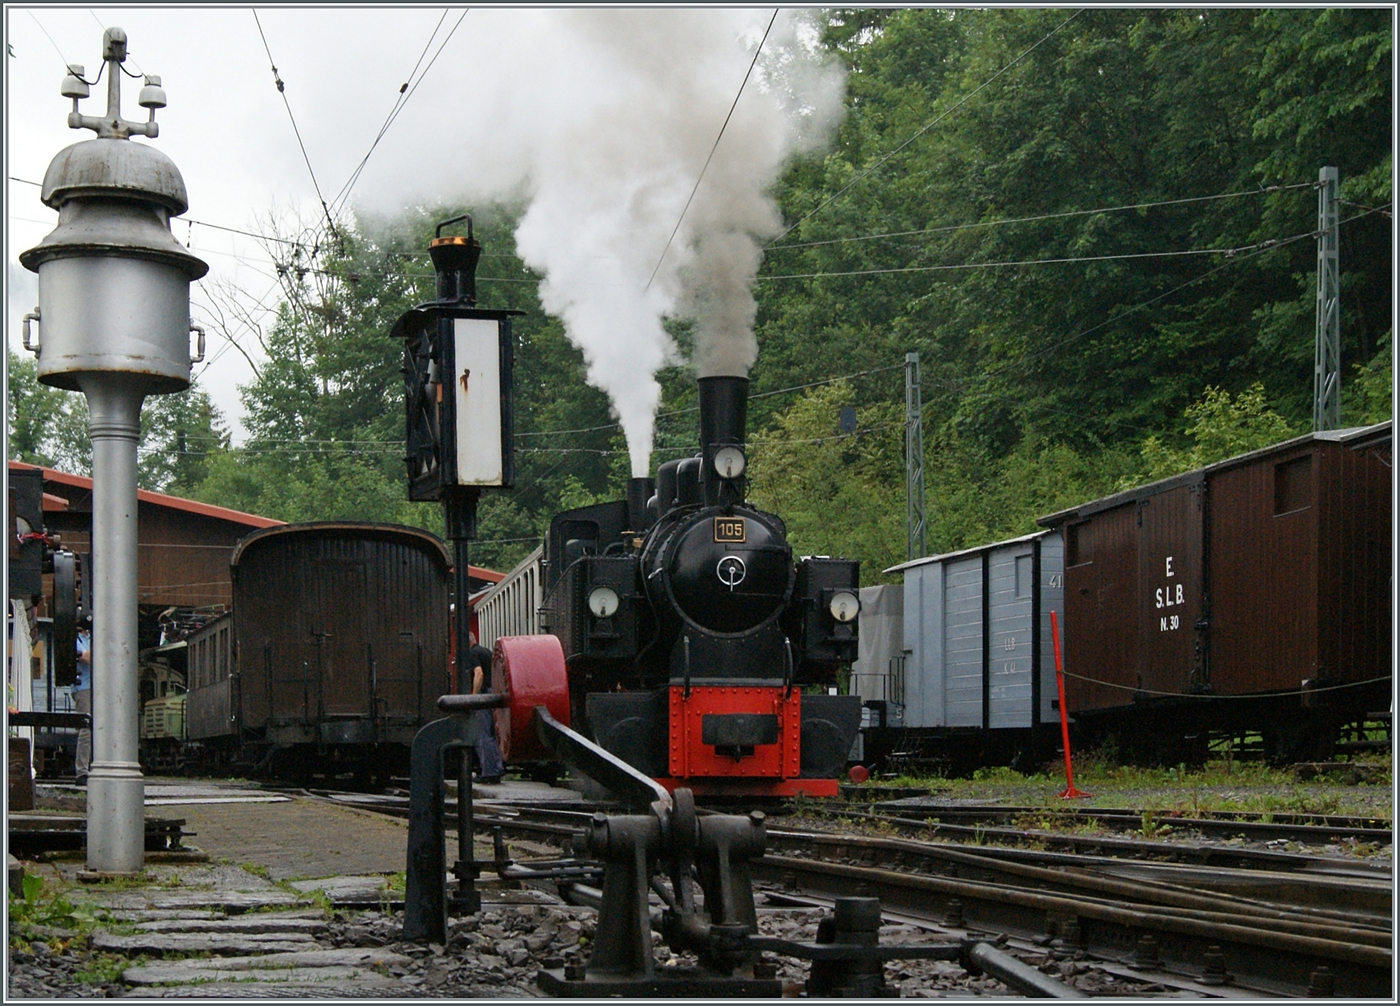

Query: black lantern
left=394, top=216, right=519, bottom=502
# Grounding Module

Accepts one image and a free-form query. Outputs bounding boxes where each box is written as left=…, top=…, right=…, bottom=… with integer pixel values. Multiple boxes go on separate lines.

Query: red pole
left=1050, top=610, right=1089, bottom=799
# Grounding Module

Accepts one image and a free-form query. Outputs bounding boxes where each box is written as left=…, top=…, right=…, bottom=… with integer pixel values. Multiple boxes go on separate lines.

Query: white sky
left=3, top=6, right=538, bottom=443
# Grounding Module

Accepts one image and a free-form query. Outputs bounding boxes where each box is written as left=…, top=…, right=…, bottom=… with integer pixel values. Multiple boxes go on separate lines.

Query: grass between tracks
left=866, top=749, right=1393, bottom=823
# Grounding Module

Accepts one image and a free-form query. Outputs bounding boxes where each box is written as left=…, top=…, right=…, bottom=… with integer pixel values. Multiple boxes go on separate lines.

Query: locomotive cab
left=531, top=376, right=862, bottom=798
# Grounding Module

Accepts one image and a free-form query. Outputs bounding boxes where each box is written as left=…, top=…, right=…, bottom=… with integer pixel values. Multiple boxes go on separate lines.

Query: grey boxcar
left=866, top=531, right=1064, bottom=771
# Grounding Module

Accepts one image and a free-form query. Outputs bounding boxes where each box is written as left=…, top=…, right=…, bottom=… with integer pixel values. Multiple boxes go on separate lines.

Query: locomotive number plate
left=713, top=517, right=746, bottom=543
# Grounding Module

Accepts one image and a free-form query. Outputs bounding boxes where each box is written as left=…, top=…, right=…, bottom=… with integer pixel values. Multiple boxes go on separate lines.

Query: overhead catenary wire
left=764, top=183, right=1316, bottom=252
left=1338, top=198, right=1393, bottom=217
left=644, top=8, right=779, bottom=294
left=10, top=177, right=310, bottom=247
left=768, top=8, right=1086, bottom=247
left=252, top=10, right=337, bottom=240
left=329, top=9, right=471, bottom=220
left=135, top=417, right=908, bottom=459
left=26, top=11, right=73, bottom=69
left=757, top=239, right=1297, bottom=282
left=326, top=9, right=449, bottom=216
left=983, top=206, right=1390, bottom=379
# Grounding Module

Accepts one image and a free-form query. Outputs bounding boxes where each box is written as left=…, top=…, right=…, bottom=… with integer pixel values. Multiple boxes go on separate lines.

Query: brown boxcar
left=1038, top=421, right=1391, bottom=762
left=183, top=522, right=451, bottom=778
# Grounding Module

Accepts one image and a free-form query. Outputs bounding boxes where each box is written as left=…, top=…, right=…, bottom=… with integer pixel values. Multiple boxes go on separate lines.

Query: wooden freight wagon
left=1037, top=421, right=1391, bottom=762
left=182, top=523, right=453, bottom=778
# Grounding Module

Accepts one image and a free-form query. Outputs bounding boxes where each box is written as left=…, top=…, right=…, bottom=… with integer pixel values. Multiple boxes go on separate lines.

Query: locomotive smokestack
left=428, top=214, right=482, bottom=305
left=626, top=476, right=655, bottom=532
left=698, top=376, right=748, bottom=452
left=698, top=376, right=748, bottom=506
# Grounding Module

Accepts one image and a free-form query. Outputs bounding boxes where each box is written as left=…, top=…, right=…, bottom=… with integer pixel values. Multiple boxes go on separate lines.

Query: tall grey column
left=18, top=27, right=207, bottom=875
left=82, top=376, right=147, bottom=872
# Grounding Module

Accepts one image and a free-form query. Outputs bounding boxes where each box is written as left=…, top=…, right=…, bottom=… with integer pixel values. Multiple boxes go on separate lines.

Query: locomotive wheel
left=493, top=635, right=570, bottom=764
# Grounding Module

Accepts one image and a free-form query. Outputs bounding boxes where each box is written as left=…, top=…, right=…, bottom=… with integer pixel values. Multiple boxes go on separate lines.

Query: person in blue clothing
left=465, top=632, right=504, bottom=784
left=73, top=629, right=91, bottom=784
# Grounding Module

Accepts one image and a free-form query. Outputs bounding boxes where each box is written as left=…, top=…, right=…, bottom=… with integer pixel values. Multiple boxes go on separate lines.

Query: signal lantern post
left=392, top=215, right=519, bottom=910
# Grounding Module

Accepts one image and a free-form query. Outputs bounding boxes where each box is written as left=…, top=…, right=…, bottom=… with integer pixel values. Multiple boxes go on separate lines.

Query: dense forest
left=9, top=9, right=1391, bottom=581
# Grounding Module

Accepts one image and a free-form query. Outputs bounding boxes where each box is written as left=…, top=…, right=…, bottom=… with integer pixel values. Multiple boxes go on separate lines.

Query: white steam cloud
left=371, top=10, right=845, bottom=475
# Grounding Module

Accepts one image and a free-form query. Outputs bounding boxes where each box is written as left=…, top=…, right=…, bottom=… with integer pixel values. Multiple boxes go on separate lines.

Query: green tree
left=7, top=348, right=76, bottom=468
left=747, top=382, right=906, bottom=582
left=1343, top=330, right=1393, bottom=427
left=760, top=9, right=1390, bottom=449
left=1130, top=382, right=1299, bottom=485
left=137, top=386, right=230, bottom=495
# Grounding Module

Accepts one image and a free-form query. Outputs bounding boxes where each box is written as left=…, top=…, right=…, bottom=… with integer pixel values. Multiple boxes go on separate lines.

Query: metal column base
left=537, top=968, right=782, bottom=998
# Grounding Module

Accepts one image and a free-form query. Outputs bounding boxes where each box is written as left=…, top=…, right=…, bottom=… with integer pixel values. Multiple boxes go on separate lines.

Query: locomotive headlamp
left=588, top=585, right=620, bottom=619
left=828, top=590, right=860, bottom=623
left=712, top=445, right=746, bottom=480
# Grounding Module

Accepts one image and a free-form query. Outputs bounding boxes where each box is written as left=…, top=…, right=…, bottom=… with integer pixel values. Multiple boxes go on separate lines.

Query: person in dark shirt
left=465, top=634, right=494, bottom=696
left=465, top=632, right=504, bottom=783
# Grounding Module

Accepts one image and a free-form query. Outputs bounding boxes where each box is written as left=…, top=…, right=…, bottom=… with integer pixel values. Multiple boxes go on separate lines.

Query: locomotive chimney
left=428, top=214, right=482, bottom=305
left=698, top=375, right=749, bottom=506
left=626, top=476, right=655, bottom=533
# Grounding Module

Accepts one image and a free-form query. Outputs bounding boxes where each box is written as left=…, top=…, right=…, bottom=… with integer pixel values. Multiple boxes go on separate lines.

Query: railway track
left=322, top=786, right=1393, bottom=859
left=795, top=805, right=1393, bottom=873
left=467, top=808, right=1390, bottom=997
left=298, top=788, right=1392, bottom=997
left=459, top=803, right=1389, bottom=918
left=855, top=800, right=1393, bottom=845
left=749, top=847, right=1390, bottom=998
left=469, top=804, right=1389, bottom=997
left=312, top=788, right=1391, bottom=879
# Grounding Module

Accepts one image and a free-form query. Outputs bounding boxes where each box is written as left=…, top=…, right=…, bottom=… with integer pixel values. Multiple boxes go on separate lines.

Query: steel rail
left=763, top=827, right=1389, bottom=939
left=298, top=790, right=1389, bottom=995
left=759, top=889, right=1250, bottom=1000
left=755, top=853, right=1391, bottom=998
left=965, top=940, right=1089, bottom=999
left=936, top=842, right=1391, bottom=918
left=861, top=801, right=1392, bottom=844
left=808, top=805, right=1393, bottom=875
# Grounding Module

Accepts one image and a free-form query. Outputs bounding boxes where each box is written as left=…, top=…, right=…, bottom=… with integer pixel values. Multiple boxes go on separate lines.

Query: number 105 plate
left=713, top=517, right=746, bottom=543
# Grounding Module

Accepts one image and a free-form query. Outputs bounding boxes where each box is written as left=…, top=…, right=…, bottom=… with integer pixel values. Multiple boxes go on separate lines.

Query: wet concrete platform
left=9, top=776, right=585, bottom=998
left=19, top=775, right=583, bottom=879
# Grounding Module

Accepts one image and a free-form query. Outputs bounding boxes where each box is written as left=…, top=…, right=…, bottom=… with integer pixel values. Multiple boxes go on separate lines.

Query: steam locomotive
left=480, top=375, right=864, bottom=798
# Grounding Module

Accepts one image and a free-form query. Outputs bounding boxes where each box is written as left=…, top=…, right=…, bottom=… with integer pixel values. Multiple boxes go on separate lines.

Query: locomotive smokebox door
left=393, top=215, right=521, bottom=502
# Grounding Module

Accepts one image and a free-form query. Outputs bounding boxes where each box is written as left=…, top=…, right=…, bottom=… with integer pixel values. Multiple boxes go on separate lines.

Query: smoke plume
left=373, top=10, right=845, bottom=475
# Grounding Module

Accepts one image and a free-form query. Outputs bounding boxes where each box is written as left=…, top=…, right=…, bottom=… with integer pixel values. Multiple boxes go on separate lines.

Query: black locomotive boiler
left=487, top=376, right=864, bottom=798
